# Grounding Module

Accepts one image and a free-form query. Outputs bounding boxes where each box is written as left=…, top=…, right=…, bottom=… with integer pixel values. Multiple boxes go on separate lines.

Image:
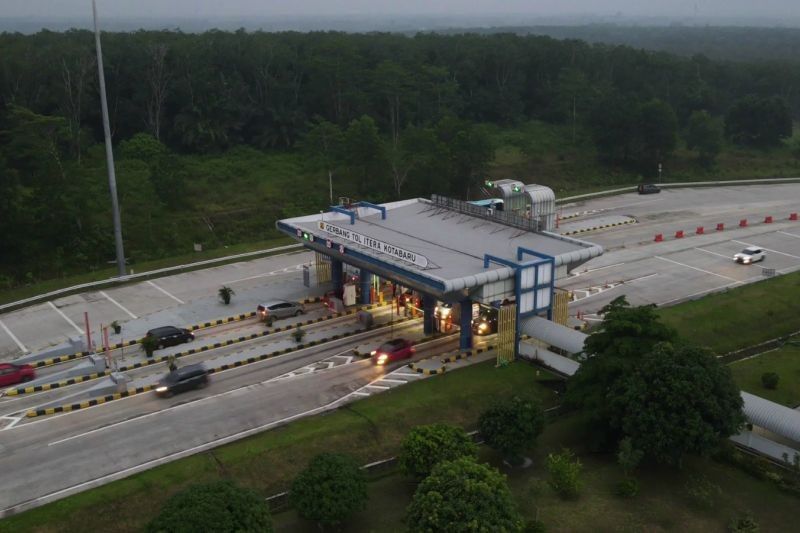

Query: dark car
left=472, top=314, right=498, bottom=335
left=154, top=364, right=209, bottom=397
left=371, top=338, right=415, bottom=365
left=0, top=363, right=36, bottom=387
left=637, top=184, right=661, bottom=195
left=145, top=326, right=195, bottom=350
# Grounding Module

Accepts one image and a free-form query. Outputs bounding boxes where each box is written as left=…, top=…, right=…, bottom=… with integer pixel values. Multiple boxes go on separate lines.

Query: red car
left=371, top=339, right=415, bottom=365
left=0, top=363, right=36, bottom=387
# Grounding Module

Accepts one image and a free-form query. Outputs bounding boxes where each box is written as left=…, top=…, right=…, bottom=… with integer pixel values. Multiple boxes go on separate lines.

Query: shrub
left=524, top=519, right=547, bottom=533
left=292, top=327, right=306, bottom=343
left=218, top=285, right=235, bottom=305
left=761, top=372, right=779, bottom=390
left=685, top=475, right=721, bottom=509
left=478, top=396, right=545, bottom=464
left=615, top=478, right=640, bottom=498
left=289, top=453, right=366, bottom=529
left=546, top=449, right=583, bottom=499
left=406, top=458, right=522, bottom=533
left=147, top=481, right=272, bottom=533
left=727, top=514, right=759, bottom=532
left=399, top=423, right=478, bottom=480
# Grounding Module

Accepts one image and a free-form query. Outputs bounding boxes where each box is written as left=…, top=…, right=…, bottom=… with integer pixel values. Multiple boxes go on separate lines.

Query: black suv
left=145, top=326, right=195, bottom=349
left=637, top=184, right=661, bottom=195
left=155, top=364, right=209, bottom=397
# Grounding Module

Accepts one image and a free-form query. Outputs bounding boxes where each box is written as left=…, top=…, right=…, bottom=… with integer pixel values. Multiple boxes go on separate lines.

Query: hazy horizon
left=2, top=0, right=800, bottom=20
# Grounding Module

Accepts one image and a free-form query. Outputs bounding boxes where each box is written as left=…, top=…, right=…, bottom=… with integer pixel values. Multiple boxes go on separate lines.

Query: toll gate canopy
left=277, top=197, right=602, bottom=305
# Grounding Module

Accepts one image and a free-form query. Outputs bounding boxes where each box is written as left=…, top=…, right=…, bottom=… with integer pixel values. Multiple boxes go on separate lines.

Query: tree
left=587, top=93, right=639, bottom=164
left=611, top=343, right=745, bottom=465
left=147, top=481, right=273, bottom=533
left=636, top=99, right=678, bottom=169
left=546, top=449, right=583, bottom=499
left=479, top=396, right=545, bottom=465
left=399, top=423, right=478, bottom=480
left=761, top=372, right=779, bottom=390
left=566, top=296, right=677, bottom=450
left=289, top=452, right=366, bottom=529
left=686, top=110, right=723, bottom=166
left=406, top=458, right=523, bottom=533
left=342, top=115, right=387, bottom=197
left=298, top=118, right=344, bottom=204
left=725, top=95, right=793, bottom=147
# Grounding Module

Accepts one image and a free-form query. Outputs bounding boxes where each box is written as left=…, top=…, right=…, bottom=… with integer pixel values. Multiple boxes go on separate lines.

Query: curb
left=4, top=371, right=109, bottom=396
left=26, top=385, right=156, bottom=417
left=407, top=361, right=446, bottom=375
left=23, top=315, right=417, bottom=417
left=440, top=344, right=496, bottom=363
left=10, top=304, right=390, bottom=397
left=561, top=219, right=636, bottom=236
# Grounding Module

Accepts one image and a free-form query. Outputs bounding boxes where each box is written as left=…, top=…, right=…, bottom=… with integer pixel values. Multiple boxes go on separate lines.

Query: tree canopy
left=566, top=296, right=744, bottom=462
left=478, top=396, right=545, bottom=464
left=406, top=458, right=523, bottom=533
left=289, top=452, right=367, bottom=529
left=399, top=423, right=478, bottom=480
left=147, top=481, right=273, bottom=533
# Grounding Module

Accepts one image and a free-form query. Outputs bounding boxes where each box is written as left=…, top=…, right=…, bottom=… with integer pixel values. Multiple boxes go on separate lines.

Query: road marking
left=695, top=247, right=733, bottom=260
left=47, top=301, right=84, bottom=334
left=653, top=255, right=740, bottom=282
left=377, top=378, right=407, bottom=384
left=224, top=264, right=305, bottom=284
left=364, top=384, right=390, bottom=390
left=732, top=239, right=800, bottom=261
left=99, top=291, right=138, bottom=319
left=352, top=391, right=370, bottom=396
left=659, top=280, right=745, bottom=306
left=0, top=318, right=27, bottom=353
left=392, top=372, right=423, bottom=378
left=778, top=230, right=800, bottom=239
left=571, top=262, right=626, bottom=277
left=146, top=280, right=184, bottom=304
left=0, top=415, right=22, bottom=430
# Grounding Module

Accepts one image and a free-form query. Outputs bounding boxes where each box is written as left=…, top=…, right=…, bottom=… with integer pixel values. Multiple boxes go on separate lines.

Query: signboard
left=318, top=221, right=428, bottom=268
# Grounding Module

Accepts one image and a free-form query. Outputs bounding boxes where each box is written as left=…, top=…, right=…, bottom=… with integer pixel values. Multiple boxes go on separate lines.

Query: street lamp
left=93, top=0, right=126, bottom=277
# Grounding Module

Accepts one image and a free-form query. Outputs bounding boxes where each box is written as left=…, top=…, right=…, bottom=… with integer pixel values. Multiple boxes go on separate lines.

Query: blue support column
left=359, top=268, right=372, bottom=304
left=459, top=298, right=473, bottom=350
left=331, top=258, right=343, bottom=293
left=423, top=294, right=436, bottom=335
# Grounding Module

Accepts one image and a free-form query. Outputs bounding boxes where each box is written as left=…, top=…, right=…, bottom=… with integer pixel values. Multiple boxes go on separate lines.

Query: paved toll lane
left=0, top=302, right=80, bottom=359
left=48, top=292, right=132, bottom=337
left=101, top=282, right=183, bottom=320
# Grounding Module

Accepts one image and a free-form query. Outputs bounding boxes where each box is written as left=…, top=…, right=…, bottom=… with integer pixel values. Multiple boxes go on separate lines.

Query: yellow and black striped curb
left=559, top=210, right=599, bottom=221
left=408, top=361, right=446, bottom=375
left=24, top=319, right=406, bottom=417
left=440, top=344, right=497, bottom=363
left=188, top=311, right=258, bottom=331
left=561, top=219, right=636, bottom=236
left=26, top=385, right=155, bottom=418
left=32, top=340, right=139, bottom=369
left=3, top=371, right=109, bottom=397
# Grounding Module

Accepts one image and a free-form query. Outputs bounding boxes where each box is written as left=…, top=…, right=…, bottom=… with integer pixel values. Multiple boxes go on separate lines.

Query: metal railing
left=430, top=194, right=540, bottom=233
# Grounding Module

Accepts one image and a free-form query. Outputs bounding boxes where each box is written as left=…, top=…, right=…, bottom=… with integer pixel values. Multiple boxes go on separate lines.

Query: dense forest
left=0, top=29, right=798, bottom=286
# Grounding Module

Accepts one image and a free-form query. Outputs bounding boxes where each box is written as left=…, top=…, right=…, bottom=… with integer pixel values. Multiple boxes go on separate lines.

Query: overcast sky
left=1, top=0, right=798, bottom=20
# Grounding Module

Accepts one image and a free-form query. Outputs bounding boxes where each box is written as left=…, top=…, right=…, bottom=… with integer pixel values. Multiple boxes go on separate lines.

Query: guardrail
left=0, top=243, right=304, bottom=314
left=557, top=176, right=800, bottom=204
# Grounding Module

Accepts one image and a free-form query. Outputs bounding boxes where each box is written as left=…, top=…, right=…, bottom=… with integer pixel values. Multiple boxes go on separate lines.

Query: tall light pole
left=93, top=0, right=126, bottom=277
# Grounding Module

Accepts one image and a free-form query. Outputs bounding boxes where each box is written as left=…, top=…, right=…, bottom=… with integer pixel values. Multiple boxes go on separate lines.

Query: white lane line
left=47, top=301, right=84, bottom=334
left=377, top=378, right=407, bottom=384
left=99, top=291, right=137, bottom=319
left=352, top=391, right=371, bottom=396
left=653, top=255, right=740, bottom=282
left=732, top=239, right=800, bottom=260
left=392, top=372, right=423, bottom=378
left=0, top=416, right=22, bottom=430
left=146, top=280, right=184, bottom=304
left=365, top=384, right=390, bottom=390
left=577, top=262, right=626, bottom=275
left=224, top=264, right=305, bottom=284
left=0, top=319, right=28, bottom=353
left=778, top=231, right=800, bottom=239
left=695, top=247, right=733, bottom=261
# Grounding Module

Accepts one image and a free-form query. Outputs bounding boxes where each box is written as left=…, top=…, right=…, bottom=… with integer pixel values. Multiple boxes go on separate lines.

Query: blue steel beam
left=355, top=201, right=387, bottom=220
left=329, top=206, right=356, bottom=224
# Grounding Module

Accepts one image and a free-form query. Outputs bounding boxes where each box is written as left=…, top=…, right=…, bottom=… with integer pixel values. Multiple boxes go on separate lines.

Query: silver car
left=257, top=300, right=305, bottom=320
left=733, top=247, right=765, bottom=264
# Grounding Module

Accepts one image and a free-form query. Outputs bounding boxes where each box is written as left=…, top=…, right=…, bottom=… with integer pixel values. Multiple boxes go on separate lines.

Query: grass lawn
left=274, top=416, right=800, bottom=532
left=658, top=269, right=800, bottom=354
left=729, top=345, right=800, bottom=407
left=0, top=360, right=559, bottom=533
left=0, top=236, right=294, bottom=306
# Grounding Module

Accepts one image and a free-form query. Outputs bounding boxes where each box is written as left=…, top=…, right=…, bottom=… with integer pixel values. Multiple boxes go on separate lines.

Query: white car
left=733, top=247, right=765, bottom=264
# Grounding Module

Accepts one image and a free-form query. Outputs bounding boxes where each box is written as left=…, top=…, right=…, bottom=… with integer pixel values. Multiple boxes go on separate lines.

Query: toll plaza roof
left=277, top=198, right=602, bottom=297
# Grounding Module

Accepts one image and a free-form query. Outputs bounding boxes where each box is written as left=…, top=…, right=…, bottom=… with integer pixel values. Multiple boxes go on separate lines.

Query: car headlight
left=155, top=386, right=168, bottom=392
left=370, top=350, right=377, bottom=356
left=478, top=323, right=488, bottom=332
left=377, top=354, right=388, bottom=365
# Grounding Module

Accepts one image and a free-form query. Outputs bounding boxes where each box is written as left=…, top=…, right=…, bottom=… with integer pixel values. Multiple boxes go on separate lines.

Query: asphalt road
left=0, top=331, right=461, bottom=516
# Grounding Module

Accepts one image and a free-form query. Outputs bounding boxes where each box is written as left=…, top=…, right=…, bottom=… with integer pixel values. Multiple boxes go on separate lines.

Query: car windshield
left=378, top=341, right=403, bottom=352
left=743, top=248, right=758, bottom=254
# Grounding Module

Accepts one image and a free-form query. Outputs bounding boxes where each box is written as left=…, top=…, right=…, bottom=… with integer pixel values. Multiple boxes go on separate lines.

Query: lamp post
left=93, top=0, right=126, bottom=277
